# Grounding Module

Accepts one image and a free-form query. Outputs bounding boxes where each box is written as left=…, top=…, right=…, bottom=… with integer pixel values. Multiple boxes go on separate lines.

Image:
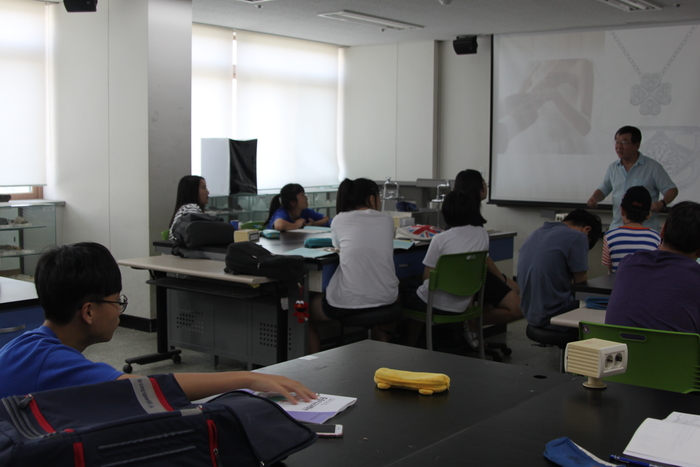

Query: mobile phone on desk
left=307, top=424, right=343, bottom=438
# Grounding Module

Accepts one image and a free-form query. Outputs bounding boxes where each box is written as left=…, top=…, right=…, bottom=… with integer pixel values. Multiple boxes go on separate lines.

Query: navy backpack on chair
left=0, top=374, right=316, bottom=467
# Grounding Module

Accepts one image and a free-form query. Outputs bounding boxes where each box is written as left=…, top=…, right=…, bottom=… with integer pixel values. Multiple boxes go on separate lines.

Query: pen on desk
left=609, top=454, right=663, bottom=467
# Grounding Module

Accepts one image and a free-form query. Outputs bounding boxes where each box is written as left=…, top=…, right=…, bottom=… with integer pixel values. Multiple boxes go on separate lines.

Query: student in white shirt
left=401, top=191, right=490, bottom=347
left=307, top=178, right=399, bottom=353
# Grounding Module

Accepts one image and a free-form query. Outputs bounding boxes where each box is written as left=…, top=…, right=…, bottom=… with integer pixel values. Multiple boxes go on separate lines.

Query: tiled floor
left=86, top=318, right=562, bottom=376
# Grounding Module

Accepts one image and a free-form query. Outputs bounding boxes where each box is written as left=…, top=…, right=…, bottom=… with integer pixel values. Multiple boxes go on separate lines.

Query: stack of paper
left=624, top=412, right=700, bottom=467
left=255, top=392, right=357, bottom=424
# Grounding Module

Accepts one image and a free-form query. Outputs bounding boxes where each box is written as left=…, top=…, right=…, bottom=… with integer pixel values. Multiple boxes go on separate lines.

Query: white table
left=550, top=305, right=606, bottom=328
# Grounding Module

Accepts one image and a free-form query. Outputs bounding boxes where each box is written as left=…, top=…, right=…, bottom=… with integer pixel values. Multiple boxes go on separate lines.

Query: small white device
left=308, top=424, right=343, bottom=438
left=565, top=338, right=628, bottom=389
left=233, top=229, right=260, bottom=243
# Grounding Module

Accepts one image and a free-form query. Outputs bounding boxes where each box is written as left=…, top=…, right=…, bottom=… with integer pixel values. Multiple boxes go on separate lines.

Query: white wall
left=45, top=0, right=192, bottom=320
left=343, top=42, right=436, bottom=181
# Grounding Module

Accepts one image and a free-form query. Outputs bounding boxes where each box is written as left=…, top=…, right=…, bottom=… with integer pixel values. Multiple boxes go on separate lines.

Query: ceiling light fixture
left=318, top=10, right=423, bottom=31
left=594, top=0, right=662, bottom=12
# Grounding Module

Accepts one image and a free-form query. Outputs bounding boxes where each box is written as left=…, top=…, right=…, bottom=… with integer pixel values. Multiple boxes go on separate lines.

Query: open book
left=254, top=392, right=357, bottom=424
left=624, top=412, right=700, bottom=467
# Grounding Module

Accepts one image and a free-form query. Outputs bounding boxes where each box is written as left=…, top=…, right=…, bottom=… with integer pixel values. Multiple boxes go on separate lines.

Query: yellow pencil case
left=374, top=367, right=450, bottom=395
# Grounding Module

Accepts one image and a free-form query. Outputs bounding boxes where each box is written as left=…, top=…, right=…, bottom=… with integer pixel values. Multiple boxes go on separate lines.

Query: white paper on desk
left=280, top=247, right=335, bottom=258
left=665, top=411, right=700, bottom=427
left=254, top=392, right=357, bottom=424
left=624, top=417, right=700, bottom=467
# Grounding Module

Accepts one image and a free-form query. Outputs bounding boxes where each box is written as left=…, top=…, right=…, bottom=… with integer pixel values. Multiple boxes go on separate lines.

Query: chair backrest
left=579, top=321, right=700, bottom=394
left=240, top=221, right=265, bottom=231
left=429, top=250, right=488, bottom=297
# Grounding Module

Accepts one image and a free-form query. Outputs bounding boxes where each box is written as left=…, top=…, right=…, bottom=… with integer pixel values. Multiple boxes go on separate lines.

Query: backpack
left=224, top=242, right=306, bottom=281
left=0, top=374, right=317, bottom=467
left=171, top=213, right=235, bottom=250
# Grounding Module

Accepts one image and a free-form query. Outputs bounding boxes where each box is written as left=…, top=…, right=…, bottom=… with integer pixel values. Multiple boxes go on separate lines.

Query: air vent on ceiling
left=318, top=10, right=423, bottom=31
left=594, top=0, right=662, bottom=12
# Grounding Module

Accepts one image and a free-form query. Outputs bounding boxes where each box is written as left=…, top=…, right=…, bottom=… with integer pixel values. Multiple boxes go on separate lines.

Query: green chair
left=240, top=221, right=265, bottom=231
left=579, top=321, right=700, bottom=394
left=403, top=250, right=488, bottom=358
left=161, top=230, right=169, bottom=241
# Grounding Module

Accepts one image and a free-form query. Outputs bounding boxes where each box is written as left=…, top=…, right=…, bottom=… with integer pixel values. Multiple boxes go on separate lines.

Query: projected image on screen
left=496, top=58, right=593, bottom=156
left=491, top=24, right=700, bottom=206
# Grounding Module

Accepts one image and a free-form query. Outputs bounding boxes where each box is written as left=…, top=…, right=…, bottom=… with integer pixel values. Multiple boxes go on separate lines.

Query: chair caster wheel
left=122, top=364, right=133, bottom=374
left=502, top=348, right=513, bottom=356
left=173, top=355, right=182, bottom=364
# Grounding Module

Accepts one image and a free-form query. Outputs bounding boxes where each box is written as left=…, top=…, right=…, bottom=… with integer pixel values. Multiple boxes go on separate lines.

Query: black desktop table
left=255, top=340, right=697, bottom=467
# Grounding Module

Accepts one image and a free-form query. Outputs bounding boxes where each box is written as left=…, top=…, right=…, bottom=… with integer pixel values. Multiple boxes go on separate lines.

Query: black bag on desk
left=0, top=374, right=317, bottom=467
left=171, top=213, right=235, bottom=250
left=224, top=242, right=305, bottom=281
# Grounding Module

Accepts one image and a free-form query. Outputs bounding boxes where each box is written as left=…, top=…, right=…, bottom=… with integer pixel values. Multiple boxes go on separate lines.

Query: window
left=192, top=27, right=341, bottom=190
left=0, top=0, right=49, bottom=189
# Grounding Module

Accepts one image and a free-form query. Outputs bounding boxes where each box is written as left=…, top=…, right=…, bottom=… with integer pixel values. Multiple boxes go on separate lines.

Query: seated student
left=605, top=201, right=700, bottom=334
left=0, top=242, right=316, bottom=403
left=307, top=178, right=398, bottom=353
left=453, top=169, right=523, bottom=331
left=400, top=190, right=490, bottom=347
left=601, top=186, right=661, bottom=273
left=517, top=209, right=602, bottom=334
left=168, top=175, right=209, bottom=241
left=265, top=184, right=329, bottom=231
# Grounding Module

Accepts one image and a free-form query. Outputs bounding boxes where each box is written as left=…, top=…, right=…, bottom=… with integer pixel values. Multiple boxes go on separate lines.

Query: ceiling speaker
left=453, top=35, right=478, bottom=55
left=64, top=0, right=98, bottom=12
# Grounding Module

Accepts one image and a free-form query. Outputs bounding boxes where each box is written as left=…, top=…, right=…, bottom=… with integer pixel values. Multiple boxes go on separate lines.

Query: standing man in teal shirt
left=587, top=126, right=678, bottom=232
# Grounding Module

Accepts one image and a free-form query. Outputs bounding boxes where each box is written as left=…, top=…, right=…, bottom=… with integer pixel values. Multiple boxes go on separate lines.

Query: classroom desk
left=152, top=229, right=517, bottom=292
left=0, top=276, right=43, bottom=348
left=131, top=230, right=516, bottom=371
left=572, top=273, right=616, bottom=300
left=254, top=340, right=696, bottom=467
left=550, top=306, right=606, bottom=328
left=117, top=255, right=290, bottom=372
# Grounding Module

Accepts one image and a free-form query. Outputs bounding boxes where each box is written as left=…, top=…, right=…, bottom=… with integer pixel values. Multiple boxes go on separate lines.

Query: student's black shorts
left=321, top=294, right=396, bottom=319
left=483, top=270, right=513, bottom=307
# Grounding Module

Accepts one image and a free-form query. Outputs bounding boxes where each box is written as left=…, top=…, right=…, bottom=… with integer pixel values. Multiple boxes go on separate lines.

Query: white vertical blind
left=0, top=0, right=47, bottom=186
left=236, top=31, right=340, bottom=189
left=191, top=23, right=234, bottom=175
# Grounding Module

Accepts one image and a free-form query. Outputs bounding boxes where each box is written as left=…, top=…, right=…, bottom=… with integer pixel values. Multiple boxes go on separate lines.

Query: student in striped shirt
left=602, top=186, right=661, bottom=273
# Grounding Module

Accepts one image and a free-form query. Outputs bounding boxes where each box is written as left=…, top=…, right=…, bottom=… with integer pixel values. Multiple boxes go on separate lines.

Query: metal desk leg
left=122, top=270, right=182, bottom=373
left=275, top=282, right=289, bottom=364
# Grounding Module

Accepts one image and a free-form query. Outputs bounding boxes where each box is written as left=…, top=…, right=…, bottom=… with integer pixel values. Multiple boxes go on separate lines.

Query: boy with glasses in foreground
left=0, top=242, right=316, bottom=403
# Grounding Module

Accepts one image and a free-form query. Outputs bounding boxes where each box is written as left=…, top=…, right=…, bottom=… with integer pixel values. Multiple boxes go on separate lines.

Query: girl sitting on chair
left=401, top=190, right=490, bottom=347
left=307, top=178, right=399, bottom=353
left=169, top=175, right=209, bottom=241
left=265, top=183, right=329, bottom=231
left=453, top=169, right=522, bottom=334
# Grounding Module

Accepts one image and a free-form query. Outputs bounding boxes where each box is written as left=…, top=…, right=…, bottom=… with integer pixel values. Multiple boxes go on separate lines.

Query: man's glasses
left=94, top=294, right=128, bottom=314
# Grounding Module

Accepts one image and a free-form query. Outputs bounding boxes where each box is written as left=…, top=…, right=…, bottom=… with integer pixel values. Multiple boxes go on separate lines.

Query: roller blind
left=0, top=0, right=48, bottom=186
left=236, top=31, right=340, bottom=188
left=191, top=23, right=234, bottom=175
